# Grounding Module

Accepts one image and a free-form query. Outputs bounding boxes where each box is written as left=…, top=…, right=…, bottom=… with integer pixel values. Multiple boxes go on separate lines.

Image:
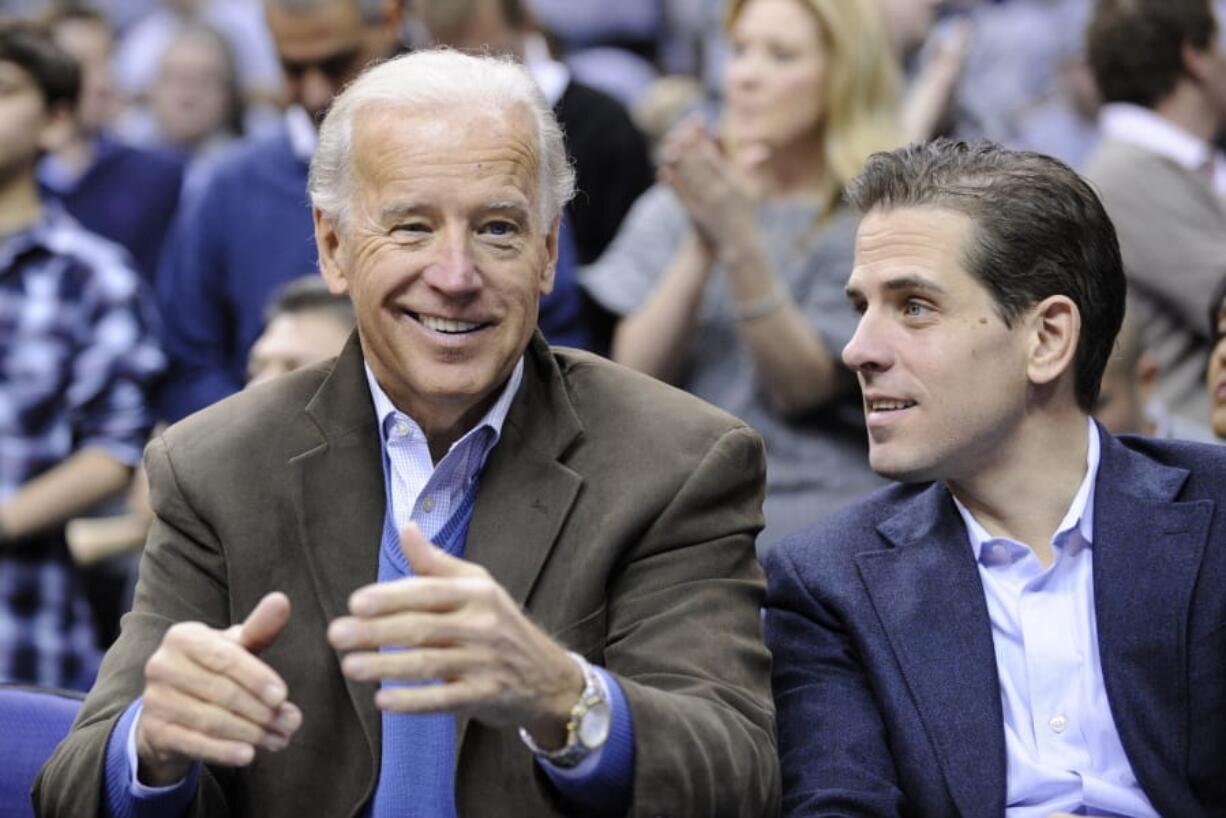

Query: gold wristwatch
left=518, top=652, right=612, bottom=768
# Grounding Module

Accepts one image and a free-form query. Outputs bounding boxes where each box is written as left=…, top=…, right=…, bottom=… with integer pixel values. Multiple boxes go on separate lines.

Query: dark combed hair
left=1087, top=0, right=1216, bottom=109
left=0, top=21, right=80, bottom=111
left=264, top=275, right=356, bottom=328
left=846, top=138, right=1126, bottom=413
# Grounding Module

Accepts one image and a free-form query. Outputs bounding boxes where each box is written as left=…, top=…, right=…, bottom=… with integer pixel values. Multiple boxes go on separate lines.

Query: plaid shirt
left=0, top=204, right=165, bottom=690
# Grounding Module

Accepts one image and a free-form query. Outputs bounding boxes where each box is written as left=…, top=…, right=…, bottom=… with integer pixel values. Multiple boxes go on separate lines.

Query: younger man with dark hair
left=0, top=23, right=164, bottom=690
left=767, top=139, right=1226, bottom=816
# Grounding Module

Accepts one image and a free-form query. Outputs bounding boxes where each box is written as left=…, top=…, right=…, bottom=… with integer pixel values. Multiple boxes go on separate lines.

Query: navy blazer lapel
left=856, top=483, right=1006, bottom=818
left=1092, top=429, right=1211, bottom=801
left=291, top=333, right=385, bottom=786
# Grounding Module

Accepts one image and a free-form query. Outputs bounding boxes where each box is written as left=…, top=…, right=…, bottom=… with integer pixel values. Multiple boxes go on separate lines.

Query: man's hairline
left=325, top=96, right=555, bottom=232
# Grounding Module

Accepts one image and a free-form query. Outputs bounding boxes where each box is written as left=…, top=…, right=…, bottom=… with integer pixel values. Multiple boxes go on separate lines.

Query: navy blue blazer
left=764, top=428, right=1226, bottom=817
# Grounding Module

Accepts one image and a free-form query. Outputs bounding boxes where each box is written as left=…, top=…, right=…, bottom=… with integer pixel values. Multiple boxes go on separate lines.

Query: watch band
left=518, top=652, right=610, bottom=768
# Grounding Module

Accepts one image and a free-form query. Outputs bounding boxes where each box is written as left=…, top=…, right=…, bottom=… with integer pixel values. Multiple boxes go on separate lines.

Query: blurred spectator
left=1095, top=301, right=1215, bottom=440
left=1208, top=275, right=1226, bottom=440
left=529, top=0, right=661, bottom=104
left=0, top=23, right=164, bottom=690
left=886, top=0, right=973, bottom=143
left=1083, top=0, right=1226, bottom=430
left=247, top=275, right=354, bottom=386
left=156, top=0, right=403, bottom=423
left=951, top=0, right=1099, bottom=167
left=633, top=73, right=706, bottom=160
left=118, top=22, right=245, bottom=180
left=37, top=6, right=185, bottom=284
left=112, top=0, right=283, bottom=111
left=583, top=0, right=899, bottom=545
left=417, top=0, right=654, bottom=267
left=1095, top=303, right=1161, bottom=437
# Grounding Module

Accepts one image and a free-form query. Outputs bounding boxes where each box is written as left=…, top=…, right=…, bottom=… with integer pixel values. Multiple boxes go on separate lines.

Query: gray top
left=1084, top=138, right=1226, bottom=427
left=582, top=184, right=884, bottom=545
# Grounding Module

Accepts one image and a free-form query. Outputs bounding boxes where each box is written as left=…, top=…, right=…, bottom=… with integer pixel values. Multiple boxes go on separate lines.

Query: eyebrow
left=845, top=275, right=949, bottom=300
left=377, top=199, right=532, bottom=225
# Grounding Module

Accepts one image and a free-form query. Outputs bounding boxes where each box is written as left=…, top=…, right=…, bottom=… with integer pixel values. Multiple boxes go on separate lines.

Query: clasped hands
left=658, top=116, right=765, bottom=259
left=135, top=523, right=582, bottom=786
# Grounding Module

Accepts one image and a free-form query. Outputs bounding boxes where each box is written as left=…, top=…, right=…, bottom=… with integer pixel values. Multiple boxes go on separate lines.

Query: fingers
left=341, top=646, right=486, bottom=683
left=329, top=608, right=482, bottom=651
left=145, top=640, right=279, bottom=728
left=235, top=591, right=292, bottom=654
left=171, top=623, right=288, bottom=708
left=399, top=523, right=483, bottom=580
left=374, top=678, right=493, bottom=715
left=143, top=686, right=293, bottom=752
left=136, top=611, right=300, bottom=781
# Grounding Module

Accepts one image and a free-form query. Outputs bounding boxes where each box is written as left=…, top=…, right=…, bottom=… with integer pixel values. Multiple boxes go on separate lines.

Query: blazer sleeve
left=762, top=541, right=906, bottom=818
left=34, top=437, right=233, bottom=817
left=606, top=425, right=781, bottom=818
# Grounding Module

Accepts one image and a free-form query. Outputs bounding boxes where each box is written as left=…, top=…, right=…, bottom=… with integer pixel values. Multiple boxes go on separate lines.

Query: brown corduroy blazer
left=35, top=333, right=780, bottom=818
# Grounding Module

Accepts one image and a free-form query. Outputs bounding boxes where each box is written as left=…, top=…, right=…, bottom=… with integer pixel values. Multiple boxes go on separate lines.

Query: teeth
left=416, top=314, right=481, bottom=334
left=869, top=399, right=914, bottom=411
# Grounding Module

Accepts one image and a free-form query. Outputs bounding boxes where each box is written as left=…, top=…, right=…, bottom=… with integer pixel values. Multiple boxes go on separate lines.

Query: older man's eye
left=481, top=220, right=520, bottom=238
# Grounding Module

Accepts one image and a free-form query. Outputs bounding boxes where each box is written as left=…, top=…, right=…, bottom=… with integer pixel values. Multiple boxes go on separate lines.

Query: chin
left=868, top=450, right=940, bottom=484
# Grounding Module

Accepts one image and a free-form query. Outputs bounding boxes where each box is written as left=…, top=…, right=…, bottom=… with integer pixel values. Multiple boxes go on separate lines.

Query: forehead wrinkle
left=352, top=106, right=542, bottom=216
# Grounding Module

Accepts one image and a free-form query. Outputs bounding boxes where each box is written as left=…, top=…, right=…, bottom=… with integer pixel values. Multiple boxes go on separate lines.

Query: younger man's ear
left=1027, top=295, right=1080, bottom=388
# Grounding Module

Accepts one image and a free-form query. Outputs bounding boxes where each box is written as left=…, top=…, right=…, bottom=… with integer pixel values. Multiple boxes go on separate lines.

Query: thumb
left=234, top=591, right=291, bottom=654
left=400, top=522, right=477, bottom=578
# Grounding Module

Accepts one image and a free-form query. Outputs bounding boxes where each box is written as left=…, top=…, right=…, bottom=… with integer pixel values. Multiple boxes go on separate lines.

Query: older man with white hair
left=36, top=50, right=779, bottom=818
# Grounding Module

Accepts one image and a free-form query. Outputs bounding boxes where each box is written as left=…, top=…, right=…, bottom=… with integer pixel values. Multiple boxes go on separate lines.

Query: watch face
left=578, top=700, right=612, bottom=749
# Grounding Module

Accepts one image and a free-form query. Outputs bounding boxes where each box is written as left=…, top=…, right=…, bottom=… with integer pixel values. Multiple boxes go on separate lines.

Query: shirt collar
left=284, top=106, right=318, bottom=164
left=1099, top=102, right=1217, bottom=173
left=954, top=416, right=1100, bottom=562
left=364, top=356, right=524, bottom=457
left=0, top=201, right=75, bottom=273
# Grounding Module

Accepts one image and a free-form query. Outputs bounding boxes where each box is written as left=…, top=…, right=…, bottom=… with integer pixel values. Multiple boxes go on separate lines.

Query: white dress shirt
left=953, top=419, right=1160, bottom=818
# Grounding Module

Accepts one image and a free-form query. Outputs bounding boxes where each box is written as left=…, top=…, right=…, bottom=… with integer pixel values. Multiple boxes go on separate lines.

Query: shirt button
left=394, top=420, right=410, bottom=437
left=421, top=496, right=435, bottom=513
left=1049, top=714, right=1068, bottom=734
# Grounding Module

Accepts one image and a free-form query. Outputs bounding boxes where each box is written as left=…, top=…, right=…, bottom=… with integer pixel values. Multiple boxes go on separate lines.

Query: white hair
left=308, top=48, right=575, bottom=230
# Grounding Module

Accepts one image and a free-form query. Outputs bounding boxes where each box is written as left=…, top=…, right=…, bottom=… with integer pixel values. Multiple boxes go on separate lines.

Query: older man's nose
left=424, top=235, right=480, bottom=294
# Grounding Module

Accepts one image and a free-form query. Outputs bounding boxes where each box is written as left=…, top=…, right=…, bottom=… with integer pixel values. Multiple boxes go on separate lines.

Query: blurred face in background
left=0, top=60, right=59, bottom=183
left=1208, top=296, right=1226, bottom=438
left=723, top=0, right=827, bottom=153
left=247, top=309, right=352, bottom=386
left=265, top=0, right=399, bottom=125
left=878, top=0, right=943, bottom=60
left=150, top=31, right=235, bottom=148
left=49, top=17, right=120, bottom=133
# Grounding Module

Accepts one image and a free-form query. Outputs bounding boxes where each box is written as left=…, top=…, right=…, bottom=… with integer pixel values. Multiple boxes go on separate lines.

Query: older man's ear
left=313, top=207, right=350, bottom=296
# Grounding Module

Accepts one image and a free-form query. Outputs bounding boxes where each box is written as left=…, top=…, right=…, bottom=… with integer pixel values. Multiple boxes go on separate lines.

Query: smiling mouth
left=409, top=312, right=488, bottom=335
left=866, top=398, right=917, bottom=412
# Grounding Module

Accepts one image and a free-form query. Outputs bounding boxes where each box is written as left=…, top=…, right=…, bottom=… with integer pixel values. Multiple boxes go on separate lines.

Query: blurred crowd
left=1, top=0, right=1225, bottom=693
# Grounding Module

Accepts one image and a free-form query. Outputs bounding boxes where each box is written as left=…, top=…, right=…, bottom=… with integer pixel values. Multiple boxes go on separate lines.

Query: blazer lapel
left=1092, top=430, right=1211, bottom=798
left=458, top=334, right=583, bottom=749
left=855, top=484, right=1006, bottom=818
left=291, top=334, right=385, bottom=784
